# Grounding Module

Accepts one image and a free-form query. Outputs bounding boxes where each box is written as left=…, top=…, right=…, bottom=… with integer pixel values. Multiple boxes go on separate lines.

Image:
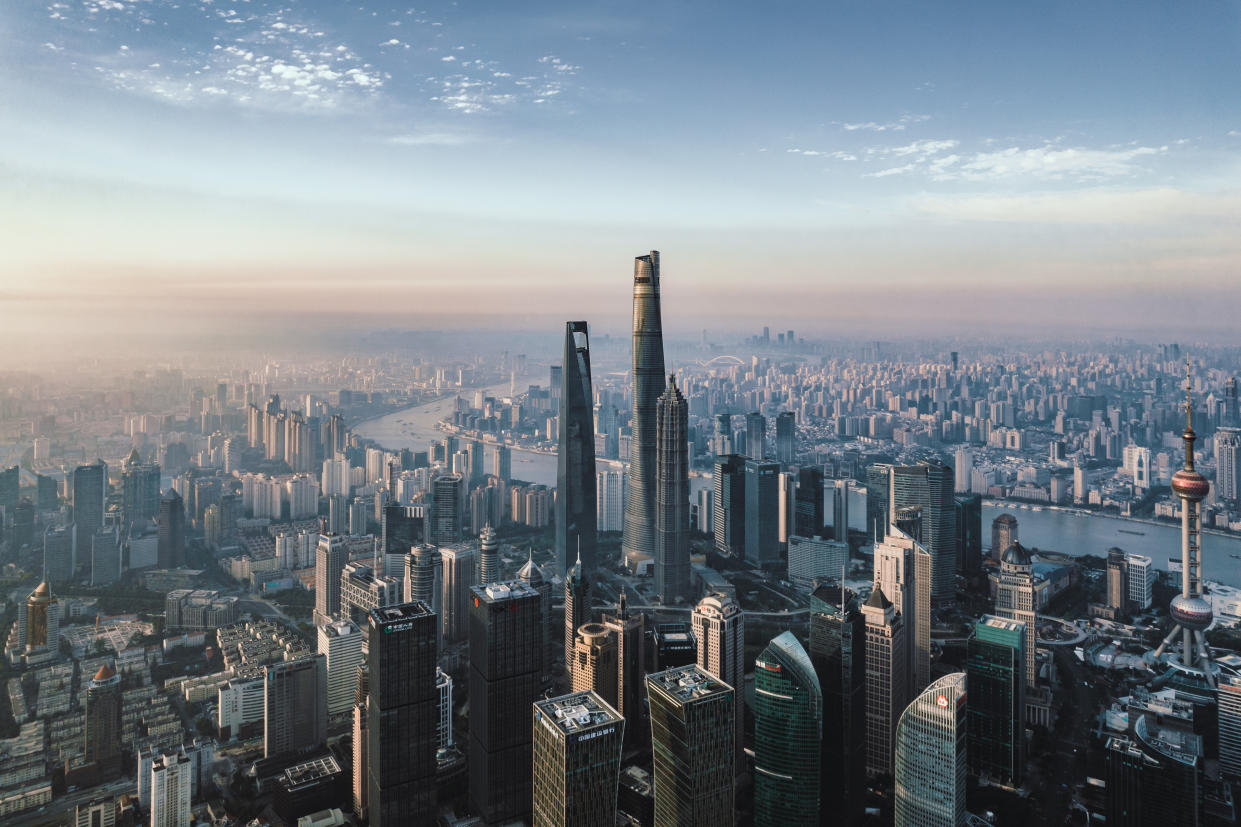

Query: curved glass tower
left=894, top=672, right=967, bottom=827
left=753, top=630, right=822, bottom=826
left=555, top=321, right=598, bottom=579
left=623, top=251, right=666, bottom=569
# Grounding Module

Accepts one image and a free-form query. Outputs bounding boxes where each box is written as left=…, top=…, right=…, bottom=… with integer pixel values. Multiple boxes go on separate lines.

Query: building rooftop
left=281, top=754, right=343, bottom=790
left=370, top=602, right=434, bottom=624
left=647, top=665, right=732, bottom=701
left=977, top=615, right=1025, bottom=633
left=534, top=690, right=621, bottom=735
left=472, top=580, right=539, bottom=603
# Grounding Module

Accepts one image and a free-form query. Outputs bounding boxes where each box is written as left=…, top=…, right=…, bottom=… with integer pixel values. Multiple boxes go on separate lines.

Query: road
left=8, top=777, right=135, bottom=826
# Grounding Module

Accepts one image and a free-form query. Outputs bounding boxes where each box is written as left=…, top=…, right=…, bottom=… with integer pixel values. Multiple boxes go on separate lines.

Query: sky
left=2, top=0, right=1240, bottom=355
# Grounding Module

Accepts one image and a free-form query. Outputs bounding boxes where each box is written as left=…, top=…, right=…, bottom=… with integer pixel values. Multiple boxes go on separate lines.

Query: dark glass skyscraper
left=531, top=690, right=624, bottom=827
left=556, top=321, right=598, bottom=579
left=966, top=615, right=1026, bottom=785
left=955, top=493, right=983, bottom=577
left=157, top=490, right=185, bottom=569
left=744, top=459, right=779, bottom=567
left=809, top=583, right=865, bottom=826
left=775, top=411, right=795, bottom=465
left=890, top=461, right=956, bottom=602
left=73, top=461, right=106, bottom=541
left=367, top=602, right=438, bottom=826
left=381, top=504, right=422, bottom=557
left=753, top=631, right=822, bottom=826
left=647, top=665, right=735, bottom=827
left=713, top=454, right=746, bottom=557
left=655, top=374, right=690, bottom=603
left=794, top=467, right=825, bottom=539
left=623, top=251, right=666, bottom=570
left=745, top=412, right=766, bottom=460
left=469, top=580, right=543, bottom=824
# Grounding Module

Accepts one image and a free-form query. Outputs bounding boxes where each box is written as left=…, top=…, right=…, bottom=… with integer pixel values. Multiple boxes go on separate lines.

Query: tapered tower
left=655, top=374, right=690, bottom=603
left=556, top=321, right=598, bottom=579
left=1151, top=359, right=1217, bottom=686
left=623, top=251, right=667, bottom=570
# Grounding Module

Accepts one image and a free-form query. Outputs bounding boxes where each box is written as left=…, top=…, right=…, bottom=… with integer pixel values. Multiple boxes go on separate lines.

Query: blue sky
left=2, top=0, right=1240, bottom=344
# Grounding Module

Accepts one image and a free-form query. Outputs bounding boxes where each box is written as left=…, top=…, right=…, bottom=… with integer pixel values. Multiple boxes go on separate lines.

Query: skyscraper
left=518, top=550, right=553, bottom=665
left=84, top=662, right=122, bottom=773
left=1219, top=675, right=1241, bottom=779
left=894, top=673, right=967, bottom=827
left=863, top=586, right=906, bottom=777
left=655, top=374, right=690, bottom=603
left=753, top=631, right=822, bottom=826
left=990, top=513, right=1018, bottom=562
left=439, top=542, right=477, bottom=643
left=313, top=533, right=348, bottom=625
left=121, top=454, right=160, bottom=527
left=775, top=411, right=795, bottom=465
left=646, top=665, right=735, bottom=827
left=602, top=593, right=645, bottom=737
left=571, top=623, right=619, bottom=709
left=692, top=592, right=745, bottom=768
left=864, top=464, right=891, bottom=543
left=150, top=751, right=192, bottom=827
left=469, top=580, right=543, bottom=824
left=556, top=321, right=598, bottom=579
left=72, top=461, right=107, bottom=541
left=479, top=523, right=499, bottom=586
left=809, top=582, right=865, bottom=826
left=744, top=458, right=779, bottom=566
left=381, top=503, right=422, bottom=557
left=833, top=478, right=852, bottom=544
left=794, top=466, right=825, bottom=538
left=712, top=454, right=746, bottom=557
left=713, top=413, right=733, bottom=456
left=531, top=691, right=624, bottom=827
left=744, top=411, right=766, bottom=459
left=367, top=602, right=438, bottom=826
left=995, top=543, right=1038, bottom=687
left=318, top=620, right=364, bottom=718
left=429, top=473, right=464, bottom=546
left=889, top=461, right=956, bottom=602
left=1215, top=428, right=1240, bottom=503
left=954, top=494, right=982, bottom=576
left=565, top=552, right=591, bottom=667
left=967, top=615, right=1025, bottom=786
left=875, top=525, right=932, bottom=698
left=263, top=655, right=327, bottom=759
left=623, top=251, right=667, bottom=570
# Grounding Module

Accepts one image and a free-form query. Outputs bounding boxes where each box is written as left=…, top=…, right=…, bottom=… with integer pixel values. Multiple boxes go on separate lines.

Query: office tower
left=863, top=587, right=907, bottom=776
left=150, top=751, right=192, bottom=827
left=313, top=534, right=348, bottom=625
left=713, top=454, right=746, bottom=557
left=1105, top=723, right=1200, bottom=826
left=833, top=478, right=851, bottom=544
left=596, top=469, right=627, bottom=532
left=1107, top=548, right=1129, bottom=614
left=1152, top=367, right=1218, bottom=685
left=651, top=623, right=697, bottom=672
left=692, top=592, right=745, bottom=767
left=893, top=673, right=967, bottom=827
left=428, top=473, right=464, bottom=545
left=44, top=527, right=74, bottom=584
left=647, top=665, right=735, bottom=827
left=743, top=411, right=766, bottom=460
left=875, top=525, right=931, bottom=697
left=695, top=487, right=714, bottom=534
left=623, top=250, right=667, bottom=571
left=352, top=666, right=369, bottom=820
left=556, top=321, right=599, bottom=579
left=967, top=615, right=1025, bottom=785
left=1216, top=427, right=1241, bottom=503
left=406, top=544, right=441, bottom=609
left=864, top=464, right=891, bottom=543
left=318, top=620, right=364, bottom=717
left=990, top=513, right=1018, bottom=562
left=264, top=655, right=328, bottom=758
left=565, top=552, right=591, bottom=666
left=571, top=623, right=619, bottom=708
left=157, top=490, right=186, bottom=569
left=775, top=411, right=795, bottom=465
left=90, top=527, right=120, bottom=586
left=753, top=631, right=821, bottom=826
left=954, top=494, right=982, bottom=576
left=18, top=581, right=57, bottom=656
left=0, top=464, right=16, bottom=518
left=518, top=549, right=553, bottom=665
left=1127, top=553, right=1153, bottom=611
left=787, top=536, right=848, bottom=590
left=953, top=448, right=973, bottom=493
left=654, top=374, right=690, bottom=603
left=36, top=473, right=58, bottom=511
left=439, top=542, right=477, bottom=642
left=889, top=461, right=956, bottom=602
left=72, top=461, right=107, bottom=540
left=744, top=458, right=779, bottom=566
left=84, top=662, right=123, bottom=772
left=342, top=561, right=402, bottom=627
left=121, top=454, right=161, bottom=527
left=601, top=593, right=645, bottom=738
left=1073, top=461, right=1088, bottom=503
left=532, top=691, right=624, bottom=827
left=469, top=581, right=543, bottom=824
left=1227, top=377, right=1240, bottom=426
left=367, top=603, right=438, bottom=826
left=478, top=523, right=499, bottom=585
left=492, top=444, right=512, bottom=482
left=809, top=583, right=865, bottom=826
left=995, top=543, right=1038, bottom=687
left=1219, top=675, right=1241, bottom=778
left=794, top=466, right=825, bottom=538
left=437, top=667, right=453, bottom=748
left=713, top=413, right=732, bottom=456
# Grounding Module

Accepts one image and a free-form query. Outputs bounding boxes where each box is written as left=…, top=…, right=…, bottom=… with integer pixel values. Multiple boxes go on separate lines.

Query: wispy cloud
left=386, top=132, right=477, bottom=147
left=841, top=114, right=930, bottom=132
left=943, top=144, right=1166, bottom=182
left=911, top=187, right=1241, bottom=225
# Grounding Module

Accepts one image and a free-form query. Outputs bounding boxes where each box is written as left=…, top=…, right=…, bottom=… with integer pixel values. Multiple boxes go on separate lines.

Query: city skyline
left=3, top=1, right=1241, bottom=352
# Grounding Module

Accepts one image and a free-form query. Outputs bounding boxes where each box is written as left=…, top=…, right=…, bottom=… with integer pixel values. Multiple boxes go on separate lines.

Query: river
left=355, top=391, right=1241, bottom=588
